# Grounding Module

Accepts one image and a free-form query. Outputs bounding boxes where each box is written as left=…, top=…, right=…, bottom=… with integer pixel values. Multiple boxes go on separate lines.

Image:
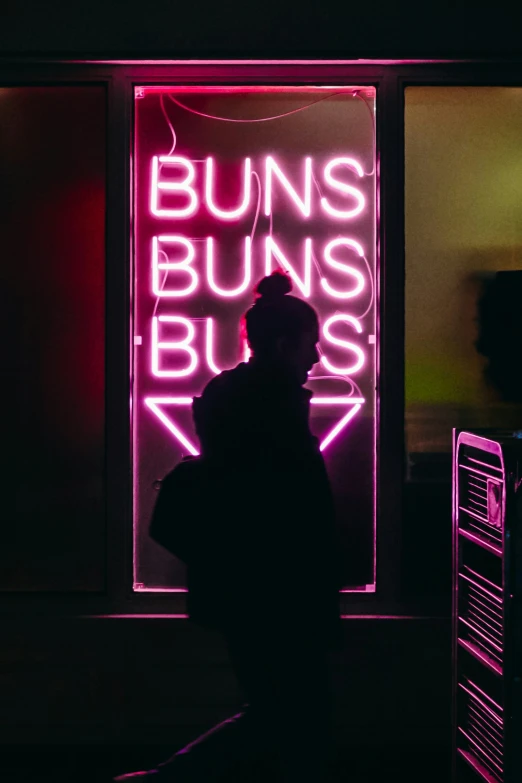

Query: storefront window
left=405, top=87, right=522, bottom=477
left=0, top=86, right=106, bottom=590
left=133, top=86, right=377, bottom=592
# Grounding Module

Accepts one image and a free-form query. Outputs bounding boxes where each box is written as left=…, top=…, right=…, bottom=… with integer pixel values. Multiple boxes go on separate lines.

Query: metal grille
left=458, top=566, right=503, bottom=675
left=453, top=431, right=517, bottom=783
left=458, top=444, right=503, bottom=554
left=458, top=677, right=504, bottom=782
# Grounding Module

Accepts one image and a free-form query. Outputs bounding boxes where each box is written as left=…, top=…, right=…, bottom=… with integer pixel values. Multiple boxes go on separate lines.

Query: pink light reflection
left=311, top=396, right=365, bottom=405
left=265, top=236, right=312, bottom=297
left=321, top=238, right=366, bottom=299
left=206, top=236, right=252, bottom=297
left=205, top=157, right=252, bottom=219
left=151, top=155, right=198, bottom=218
left=151, top=316, right=198, bottom=377
left=321, top=157, right=365, bottom=219
left=321, top=314, right=365, bottom=375
left=264, top=156, right=312, bottom=218
left=145, top=397, right=199, bottom=455
left=319, top=403, right=362, bottom=452
left=146, top=395, right=363, bottom=456
left=205, top=318, right=223, bottom=374
left=152, top=236, right=198, bottom=297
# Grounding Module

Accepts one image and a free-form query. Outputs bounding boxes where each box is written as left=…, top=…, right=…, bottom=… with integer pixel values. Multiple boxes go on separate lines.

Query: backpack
left=149, top=455, right=208, bottom=565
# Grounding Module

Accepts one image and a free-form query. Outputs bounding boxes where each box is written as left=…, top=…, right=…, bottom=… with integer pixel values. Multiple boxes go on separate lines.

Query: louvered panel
left=458, top=679, right=504, bottom=783
left=454, top=430, right=522, bottom=783
left=458, top=567, right=504, bottom=674
left=457, top=444, right=504, bottom=553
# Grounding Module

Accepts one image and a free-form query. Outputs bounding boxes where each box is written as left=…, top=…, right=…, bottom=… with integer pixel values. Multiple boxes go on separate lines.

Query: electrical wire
left=353, top=90, right=376, bottom=176
left=159, top=94, right=177, bottom=157
left=167, top=91, right=349, bottom=124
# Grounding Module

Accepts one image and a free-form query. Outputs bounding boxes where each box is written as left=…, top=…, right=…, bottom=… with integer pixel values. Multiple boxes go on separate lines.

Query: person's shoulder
left=193, top=363, right=250, bottom=410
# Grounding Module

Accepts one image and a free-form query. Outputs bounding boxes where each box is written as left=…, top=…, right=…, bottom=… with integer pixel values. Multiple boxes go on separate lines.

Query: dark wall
left=1, top=0, right=521, bottom=59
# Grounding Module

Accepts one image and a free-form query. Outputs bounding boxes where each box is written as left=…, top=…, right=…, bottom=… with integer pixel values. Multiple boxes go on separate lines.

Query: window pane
left=405, top=87, right=522, bottom=474
left=0, top=86, right=106, bottom=591
left=133, top=86, right=377, bottom=592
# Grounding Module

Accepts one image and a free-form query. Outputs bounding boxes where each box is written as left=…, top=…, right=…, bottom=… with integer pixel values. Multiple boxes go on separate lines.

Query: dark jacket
left=187, top=360, right=342, bottom=649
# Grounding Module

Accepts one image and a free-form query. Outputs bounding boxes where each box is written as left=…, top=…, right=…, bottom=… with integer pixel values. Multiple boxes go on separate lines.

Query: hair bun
left=255, top=271, right=293, bottom=301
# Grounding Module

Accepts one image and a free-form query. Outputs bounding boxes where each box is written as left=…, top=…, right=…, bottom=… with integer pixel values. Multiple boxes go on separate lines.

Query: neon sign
left=151, top=154, right=364, bottom=221
left=144, top=153, right=372, bottom=450
left=134, top=86, right=377, bottom=590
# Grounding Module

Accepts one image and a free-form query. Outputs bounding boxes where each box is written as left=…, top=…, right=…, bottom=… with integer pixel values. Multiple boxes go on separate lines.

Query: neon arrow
left=145, top=397, right=199, bottom=455
left=310, top=397, right=364, bottom=452
left=145, top=395, right=364, bottom=455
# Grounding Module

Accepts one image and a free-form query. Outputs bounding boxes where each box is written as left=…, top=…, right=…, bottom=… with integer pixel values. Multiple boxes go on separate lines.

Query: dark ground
left=3, top=744, right=451, bottom=783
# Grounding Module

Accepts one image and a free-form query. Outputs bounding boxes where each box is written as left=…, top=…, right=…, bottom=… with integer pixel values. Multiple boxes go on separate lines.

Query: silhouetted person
left=115, top=271, right=342, bottom=783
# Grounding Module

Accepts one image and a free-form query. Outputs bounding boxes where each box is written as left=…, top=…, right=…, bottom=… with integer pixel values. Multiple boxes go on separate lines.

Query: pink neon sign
left=264, top=156, right=312, bottom=218
left=152, top=236, right=198, bottom=297
left=143, top=118, right=375, bottom=454
left=151, top=154, right=365, bottom=221
left=206, top=157, right=252, bottom=219
left=151, top=156, right=199, bottom=217
left=206, top=237, right=252, bottom=297
left=134, top=86, right=377, bottom=591
left=321, top=157, right=365, bottom=218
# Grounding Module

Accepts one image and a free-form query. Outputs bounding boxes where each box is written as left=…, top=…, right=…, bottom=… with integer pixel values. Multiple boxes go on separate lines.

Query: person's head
left=243, top=271, right=320, bottom=385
